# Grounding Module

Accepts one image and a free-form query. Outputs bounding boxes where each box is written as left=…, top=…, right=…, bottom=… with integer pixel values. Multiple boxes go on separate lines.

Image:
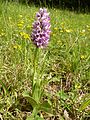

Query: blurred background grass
left=0, top=0, right=90, bottom=119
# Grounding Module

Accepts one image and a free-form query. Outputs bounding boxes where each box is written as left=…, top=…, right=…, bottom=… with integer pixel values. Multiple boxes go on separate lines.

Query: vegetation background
left=0, top=0, right=90, bottom=120
left=3, top=0, right=90, bottom=12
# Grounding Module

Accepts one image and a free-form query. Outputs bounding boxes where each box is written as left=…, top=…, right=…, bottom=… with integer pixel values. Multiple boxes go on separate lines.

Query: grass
left=0, top=1, right=90, bottom=120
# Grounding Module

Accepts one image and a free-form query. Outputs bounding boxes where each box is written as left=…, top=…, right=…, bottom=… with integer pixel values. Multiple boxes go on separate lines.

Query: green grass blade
left=79, top=98, right=90, bottom=111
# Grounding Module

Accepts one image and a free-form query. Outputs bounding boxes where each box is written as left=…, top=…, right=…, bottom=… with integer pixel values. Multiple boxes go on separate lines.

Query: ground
left=0, top=1, right=90, bottom=120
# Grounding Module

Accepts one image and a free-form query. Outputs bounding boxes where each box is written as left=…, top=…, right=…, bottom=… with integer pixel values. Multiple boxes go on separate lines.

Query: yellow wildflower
left=82, top=29, right=85, bottom=33
left=80, top=55, right=86, bottom=59
left=20, top=32, right=29, bottom=39
left=86, top=25, right=89, bottom=28
left=1, top=33, right=5, bottom=35
left=0, top=32, right=5, bottom=37
left=65, top=29, right=72, bottom=33
left=13, top=45, right=18, bottom=49
left=17, top=23, right=23, bottom=28
left=20, top=32, right=25, bottom=36
left=75, top=84, right=81, bottom=89
left=23, top=33, right=29, bottom=39
left=54, top=27, right=58, bottom=30
left=20, top=20, right=24, bottom=24
left=13, top=44, right=21, bottom=50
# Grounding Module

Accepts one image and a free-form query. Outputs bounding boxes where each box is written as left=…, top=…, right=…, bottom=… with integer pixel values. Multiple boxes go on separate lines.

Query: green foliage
left=0, top=1, right=90, bottom=119
left=2, top=0, right=90, bottom=12
left=79, top=94, right=90, bottom=112
left=79, top=99, right=90, bottom=111
left=23, top=91, right=38, bottom=108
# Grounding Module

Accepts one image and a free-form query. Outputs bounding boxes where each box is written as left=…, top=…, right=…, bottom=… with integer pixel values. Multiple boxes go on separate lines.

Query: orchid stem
left=32, top=47, right=38, bottom=88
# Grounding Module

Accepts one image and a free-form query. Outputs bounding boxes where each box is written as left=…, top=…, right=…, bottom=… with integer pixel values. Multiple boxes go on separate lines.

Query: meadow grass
left=0, top=1, right=90, bottom=120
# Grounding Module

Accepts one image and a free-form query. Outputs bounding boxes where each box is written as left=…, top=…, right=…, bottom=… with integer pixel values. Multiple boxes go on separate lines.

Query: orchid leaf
left=22, top=91, right=38, bottom=108
left=32, top=83, right=41, bottom=103
left=39, top=101, right=53, bottom=115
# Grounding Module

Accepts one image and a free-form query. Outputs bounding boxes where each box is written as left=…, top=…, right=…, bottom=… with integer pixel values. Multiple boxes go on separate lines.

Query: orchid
left=31, top=8, right=51, bottom=48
